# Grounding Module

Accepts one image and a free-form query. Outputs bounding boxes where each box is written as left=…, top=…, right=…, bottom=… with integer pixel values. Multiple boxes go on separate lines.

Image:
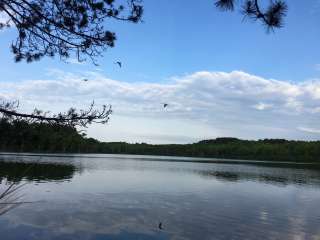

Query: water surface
left=0, top=154, right=319, bottom=240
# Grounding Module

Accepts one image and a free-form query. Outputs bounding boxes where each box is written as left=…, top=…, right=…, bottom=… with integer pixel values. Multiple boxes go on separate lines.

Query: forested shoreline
left=0, top=119, right=319, bottom=163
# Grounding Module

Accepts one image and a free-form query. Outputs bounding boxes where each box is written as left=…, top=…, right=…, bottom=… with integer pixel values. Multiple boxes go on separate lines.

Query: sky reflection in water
left=0, top=154, right=320, bottom=240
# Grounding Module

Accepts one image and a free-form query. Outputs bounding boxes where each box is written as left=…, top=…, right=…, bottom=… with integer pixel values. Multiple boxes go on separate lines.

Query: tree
left=0, top=0, right=143, bottom=126
left=0, top=0, right=143, bottom=63
left=215, top=0, right=288, bottom=31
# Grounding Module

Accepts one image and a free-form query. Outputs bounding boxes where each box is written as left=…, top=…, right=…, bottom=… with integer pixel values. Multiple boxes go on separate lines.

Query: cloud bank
left=1, top=70, right=320, bottom=143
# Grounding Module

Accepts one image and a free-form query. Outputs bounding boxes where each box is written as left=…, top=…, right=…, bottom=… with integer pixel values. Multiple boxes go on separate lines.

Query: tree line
left=1, top=119, right=319, bottom=163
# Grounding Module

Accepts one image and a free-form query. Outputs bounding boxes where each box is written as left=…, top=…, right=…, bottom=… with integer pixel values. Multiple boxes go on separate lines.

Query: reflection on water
left=0, top=161, right=78, bottom=183
left=0, top=160, right=78, bottom=219
left=0, top=154, right=319, bottom=240
left=195, top=167, right=320, bottom=187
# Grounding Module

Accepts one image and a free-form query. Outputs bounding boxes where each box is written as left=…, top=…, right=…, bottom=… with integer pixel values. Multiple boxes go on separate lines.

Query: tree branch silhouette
left=0, top=0, right=143, bottom=63
left=215, top=0, right=288, bottom=31
left=0, top=101, right=112, bottom=127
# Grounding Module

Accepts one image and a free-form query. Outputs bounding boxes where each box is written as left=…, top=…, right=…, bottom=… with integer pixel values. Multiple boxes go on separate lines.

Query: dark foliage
left=0, top=0, right=143, bottom=63
left=0, top=118, right=88, bottom=152
left=1, top=120, right=320, bottom=163
left=199, top=137, right=241, bottom=144
left=215, top=0, right=288, bottom=31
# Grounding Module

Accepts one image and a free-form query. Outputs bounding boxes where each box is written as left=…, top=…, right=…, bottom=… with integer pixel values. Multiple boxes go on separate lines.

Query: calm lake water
left=0, top=154, right=319, bottom=240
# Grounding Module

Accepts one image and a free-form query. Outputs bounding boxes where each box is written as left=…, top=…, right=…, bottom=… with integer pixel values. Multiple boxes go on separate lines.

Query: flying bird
left=114, top=61, right=122, bottom=68
left=83, top=79, right=88, bottom=82
left=163, top=103, right=168, bottom=108
left=158, top=222, right=163, bottom=230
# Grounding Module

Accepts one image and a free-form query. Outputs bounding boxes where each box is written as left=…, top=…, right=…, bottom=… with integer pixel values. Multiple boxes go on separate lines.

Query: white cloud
left=297, top=127, right=320, bottom=134
left=253, top=102, right=273, bottom=111
left=1, top=70, right=320, bottom=143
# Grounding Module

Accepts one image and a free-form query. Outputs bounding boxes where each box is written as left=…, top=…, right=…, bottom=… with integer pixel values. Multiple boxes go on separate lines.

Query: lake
left=0, top=153, right=319, bottom=240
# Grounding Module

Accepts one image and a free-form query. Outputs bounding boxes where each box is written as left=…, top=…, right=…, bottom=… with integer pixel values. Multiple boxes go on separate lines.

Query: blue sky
left=1, top=0, right=320, bottom=143
left=2, top=0, right=320, bottom=82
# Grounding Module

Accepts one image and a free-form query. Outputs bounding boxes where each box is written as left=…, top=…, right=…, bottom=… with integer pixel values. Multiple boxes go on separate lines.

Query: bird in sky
left=114, top=61, right=122, bottom=68
left=158, top=222, right=163, bottom=230
left=83, top=79, right=88, bottom=82
left=163, top=103, right=168, bottom=108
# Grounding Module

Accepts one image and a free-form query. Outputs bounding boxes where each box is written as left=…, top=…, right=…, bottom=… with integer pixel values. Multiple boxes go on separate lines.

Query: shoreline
left=1, top=152, right=319, bottom=167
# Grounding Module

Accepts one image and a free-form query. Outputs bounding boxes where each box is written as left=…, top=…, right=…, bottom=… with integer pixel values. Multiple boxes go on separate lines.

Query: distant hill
left=198, top=138, right=242, bottom=144
left=0, top=119, right=319, bottom=163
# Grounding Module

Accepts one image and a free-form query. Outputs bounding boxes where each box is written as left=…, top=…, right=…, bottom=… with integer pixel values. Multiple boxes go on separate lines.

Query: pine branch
left=0, top=100, right=112, bottom=127
left=215, top=0, right=288, bottom=31
left=0, top=0, right=143, bottom=63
